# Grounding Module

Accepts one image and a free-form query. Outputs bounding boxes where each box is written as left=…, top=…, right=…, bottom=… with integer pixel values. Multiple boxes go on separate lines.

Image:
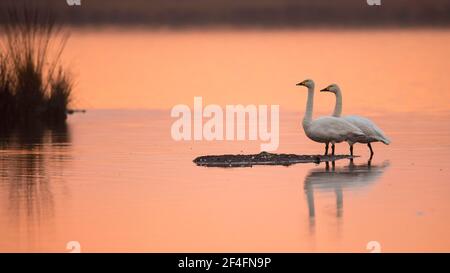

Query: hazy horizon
left=1, top=0, right=450, bottom=29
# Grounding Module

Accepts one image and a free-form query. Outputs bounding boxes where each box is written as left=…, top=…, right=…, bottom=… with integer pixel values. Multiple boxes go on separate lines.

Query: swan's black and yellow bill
left=320, top=87, right=329, bottom=92
left=296, top=81, right=306, bottom=86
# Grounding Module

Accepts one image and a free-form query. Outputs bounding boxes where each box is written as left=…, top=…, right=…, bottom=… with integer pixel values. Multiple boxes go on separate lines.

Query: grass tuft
left=0, top=5, right=72, bottom=127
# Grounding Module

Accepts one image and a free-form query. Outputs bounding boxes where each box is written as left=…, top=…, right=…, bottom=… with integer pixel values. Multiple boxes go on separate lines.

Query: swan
left=296, top=79, right=365, bottom=155
left=320, top=84, right=391, bottom=158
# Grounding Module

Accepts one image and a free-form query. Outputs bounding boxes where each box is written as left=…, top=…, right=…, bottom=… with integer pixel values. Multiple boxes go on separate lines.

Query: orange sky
left=63, top=29, right=450, bottom=115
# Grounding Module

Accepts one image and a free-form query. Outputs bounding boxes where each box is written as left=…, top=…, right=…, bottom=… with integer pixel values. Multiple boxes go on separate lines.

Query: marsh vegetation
left=0, top=7, right=72, bottom=128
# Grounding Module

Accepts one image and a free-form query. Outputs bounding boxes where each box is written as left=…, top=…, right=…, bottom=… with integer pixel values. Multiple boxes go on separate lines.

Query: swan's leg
left=349, top=158, right=355, bottom=168
left=331, top=143, right=335, bottom=156
left=335, top=186, right=343, bottom=218
left=350, top=144, right=354, bottom=156
left=368, top=143, right=374, bottom=159
left=324, top=143, right=329, bottom=155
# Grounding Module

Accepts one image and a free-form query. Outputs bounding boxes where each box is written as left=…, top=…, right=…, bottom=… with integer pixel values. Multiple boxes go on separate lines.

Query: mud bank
left=193, top=151, right=355, bottom=167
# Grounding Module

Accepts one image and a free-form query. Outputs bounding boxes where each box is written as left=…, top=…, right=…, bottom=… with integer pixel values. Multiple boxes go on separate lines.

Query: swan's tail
left=372, top=124, right=391, bottom=145
left=378, top=136, right=391, bottom=145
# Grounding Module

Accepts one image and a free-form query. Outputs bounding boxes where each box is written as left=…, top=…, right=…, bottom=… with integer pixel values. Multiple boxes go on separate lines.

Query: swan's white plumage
left=321, top=83, right=391, bottom=146
left=343, top=115, right=390, bottom=144
left=305, top=116, right=365, bottom=144
left=297, top=79, right=364, bottom=147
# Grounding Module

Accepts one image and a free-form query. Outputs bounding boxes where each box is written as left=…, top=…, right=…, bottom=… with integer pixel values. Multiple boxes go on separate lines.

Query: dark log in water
left=193, top=151, right=355, bottom=167
left=67, top=109, right=87, bottom=115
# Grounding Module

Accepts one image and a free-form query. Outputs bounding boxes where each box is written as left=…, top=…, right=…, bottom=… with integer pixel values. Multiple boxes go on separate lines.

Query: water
left=1, top=30, right=450, bottom=252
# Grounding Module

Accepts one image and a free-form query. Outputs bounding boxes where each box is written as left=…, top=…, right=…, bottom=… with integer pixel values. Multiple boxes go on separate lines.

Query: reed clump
left=0, top=7, right=72, bottom=128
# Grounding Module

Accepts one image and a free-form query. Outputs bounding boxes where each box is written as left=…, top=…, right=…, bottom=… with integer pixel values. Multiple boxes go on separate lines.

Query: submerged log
left=67, top=109, right=87, bottom=115
left=193, top=151, right=355, bottom=168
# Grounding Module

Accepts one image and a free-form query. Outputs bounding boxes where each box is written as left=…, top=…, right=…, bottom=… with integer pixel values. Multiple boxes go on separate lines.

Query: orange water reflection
left=0, top=110, right=449, bottom=252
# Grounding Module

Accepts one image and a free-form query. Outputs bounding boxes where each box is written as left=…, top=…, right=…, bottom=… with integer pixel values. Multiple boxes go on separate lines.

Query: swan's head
left=320, top=84, right=340, bottom=94
left=296, top=79, right=314, bottom=89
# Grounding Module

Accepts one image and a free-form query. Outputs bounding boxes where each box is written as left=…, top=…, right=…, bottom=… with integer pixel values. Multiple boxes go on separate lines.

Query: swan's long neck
left=303, top=85, right=314, bottom=128
left=332, top=88, right=343, bottom=117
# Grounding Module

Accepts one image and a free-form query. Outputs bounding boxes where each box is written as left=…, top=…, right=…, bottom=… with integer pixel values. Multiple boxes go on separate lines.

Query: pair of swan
left=296, top=79, right=390, bottom=158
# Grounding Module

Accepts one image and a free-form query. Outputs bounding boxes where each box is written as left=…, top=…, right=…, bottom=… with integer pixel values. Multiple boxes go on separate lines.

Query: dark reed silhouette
left=0, top=6, right=72, bottom=128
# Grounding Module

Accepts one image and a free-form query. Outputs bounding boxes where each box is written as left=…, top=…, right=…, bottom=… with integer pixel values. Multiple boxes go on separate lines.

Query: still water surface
left=0, top=110, right=449, bottom=252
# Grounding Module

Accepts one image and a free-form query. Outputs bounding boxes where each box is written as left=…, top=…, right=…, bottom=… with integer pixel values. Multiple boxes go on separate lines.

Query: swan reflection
left=304, top=160, right=390, bottom=231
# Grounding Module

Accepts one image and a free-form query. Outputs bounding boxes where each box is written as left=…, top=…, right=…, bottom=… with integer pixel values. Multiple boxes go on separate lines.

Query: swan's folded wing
left=310, top=117, right=363, bottom=141
left=344, top=115, right=391, bottom=144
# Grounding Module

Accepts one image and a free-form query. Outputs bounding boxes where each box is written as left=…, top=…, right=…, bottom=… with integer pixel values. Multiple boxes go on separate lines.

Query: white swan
left=320, top=84, right=391, bottom=158
left=296, top=79, right=365, bottom=155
